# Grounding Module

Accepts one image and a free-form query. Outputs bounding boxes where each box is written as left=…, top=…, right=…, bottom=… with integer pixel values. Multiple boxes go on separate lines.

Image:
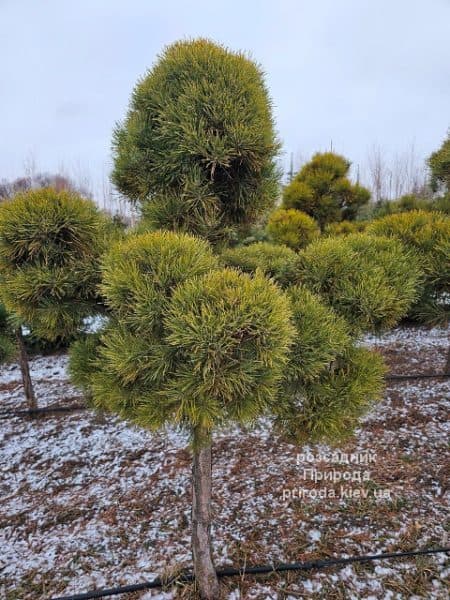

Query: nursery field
left=0, top=325, right=449, bottom=600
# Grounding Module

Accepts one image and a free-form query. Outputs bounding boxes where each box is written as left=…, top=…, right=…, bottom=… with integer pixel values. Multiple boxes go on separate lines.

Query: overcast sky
left=1, top=0, right=449, bottom=199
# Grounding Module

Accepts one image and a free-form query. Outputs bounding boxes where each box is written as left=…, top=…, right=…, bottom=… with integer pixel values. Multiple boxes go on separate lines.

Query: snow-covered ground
left=0, top=326, right=449, bottom=599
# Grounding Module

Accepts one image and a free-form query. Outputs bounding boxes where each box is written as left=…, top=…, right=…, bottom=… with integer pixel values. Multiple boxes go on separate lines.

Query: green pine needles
left=221, top=242, right=300, bottom=287
left=112, top=39, right=280, bottom=243
left=0, top=187, right=108, bottom=341
left=276, top=345, right=386, bottom=444
left=368, top=210, right=450, bottom=324
left=282, top=285, right=351, bottom=387
left=297, top=233, right=424, bottom=332
left=282, top=152, right=371, bottom=227
left=428, top=131, right=450, bottom=192
left=66, top=39, right=429, bottom=599
left=266, top=208, right=320, bottom=251
left=0, top=304, right=16, bottom=364
left=70, top=231, right=294, bottom=438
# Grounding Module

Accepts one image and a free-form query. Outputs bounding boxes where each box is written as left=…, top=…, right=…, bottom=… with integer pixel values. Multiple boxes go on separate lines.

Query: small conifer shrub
left=323, top=220, right=367, bottom=236
left=368, top=210, right=450, bottom=324
left=266, top=208, right=320, bottom=251
left=297, top=233, right=423, bottom=332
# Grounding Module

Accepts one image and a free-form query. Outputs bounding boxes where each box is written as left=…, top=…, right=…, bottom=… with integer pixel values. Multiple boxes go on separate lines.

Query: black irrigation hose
left=1, top=373, right=449, bottom=420
left=51, top=547, right=450, bottom=600
left=0, top=404, right=87, bottom=419
left=386, top=373, right=450, bottom=380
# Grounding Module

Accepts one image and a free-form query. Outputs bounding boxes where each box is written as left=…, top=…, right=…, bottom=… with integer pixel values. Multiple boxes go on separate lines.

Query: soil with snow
left=0, top=325, right=449, bottom=599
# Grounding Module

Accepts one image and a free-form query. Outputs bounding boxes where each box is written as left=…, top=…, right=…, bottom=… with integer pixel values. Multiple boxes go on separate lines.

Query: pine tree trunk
left=192, top=427, right=220, bottom=599
left=444, top=345, right=450, bottom=376
left=16, top=327, right=36, bottom=412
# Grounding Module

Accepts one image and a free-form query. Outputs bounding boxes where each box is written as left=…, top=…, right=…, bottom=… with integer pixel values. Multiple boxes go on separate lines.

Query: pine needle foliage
left=0, top=303, right=16, bottom=364
left=323, top=220, right=367, bottom=237
left=68, top=332, right=101, bottom=394
left=368, top=210, right=450, bottom=324
left=428, top=131, right=450, bottom=192
left=283, top=286, right=351, bottom=387
left=276, top=346, right=386, bottom=444
left=282, top=152, right=371, bottom=227
left=112, top=39, right=280, bottom=243
left=162, top=269, right=294, bottom=433
left=0, top=188, right=108, bottom=341
left=99, top=230, right=220, bottom=336
left=70, top=232, right=294, bottom=441
left=275, top=286, right=385, bottom=444
left=266, top=208, right=320, bottom=251
left=297, top=233, right=423, bottom=333
left=369, top=194, right=439, bottom=219
left=221, top=242, right=299, bottom=287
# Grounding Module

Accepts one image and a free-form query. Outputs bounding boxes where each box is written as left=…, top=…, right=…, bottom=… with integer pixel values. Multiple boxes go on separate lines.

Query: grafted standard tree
left=70, top=232, right=294, bottom=599
left=0, top=187, right=109, bottom=410
left=69, top=39, right=413, bottom=599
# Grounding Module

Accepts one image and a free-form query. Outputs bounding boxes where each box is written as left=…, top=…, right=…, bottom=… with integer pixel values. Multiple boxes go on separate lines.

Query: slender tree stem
left=444, top=345, right=450, bottom=376
left=192, top=427, right=220, bottom=599
left=16, top=327, right=36, bottom=411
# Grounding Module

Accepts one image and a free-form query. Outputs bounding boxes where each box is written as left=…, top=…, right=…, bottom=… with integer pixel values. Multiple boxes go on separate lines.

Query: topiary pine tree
left=428, top=131, right=450, bottom=193
left=69, top=230, right=295, bottom=599
left=70, top=40, right=400, bottom=599
left=266, top=207, right=320, bottom=251
left=0, top=187, right=110, bottom=410
left=112, top=38, right=280, bottom=245
left=282, top=152, right=371, bottom=228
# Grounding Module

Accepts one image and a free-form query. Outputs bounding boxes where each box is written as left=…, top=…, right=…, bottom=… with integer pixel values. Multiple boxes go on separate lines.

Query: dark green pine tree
left=282, top=152, right=371, bottom=228
left=428, top=130, right=450, bottom=193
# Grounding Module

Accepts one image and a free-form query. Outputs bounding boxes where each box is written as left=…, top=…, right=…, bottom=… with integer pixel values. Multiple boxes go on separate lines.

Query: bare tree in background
left=0, top=172, right=91, bottom=201
left=0, top=155, right=93, bottom=202
left=0, top=154, right=143, bottom=230
left=366, top=144, right=389, bottom=202
left=364, top=142, right=429, bottom=203
left=101, top=168, right=139, bottom=227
